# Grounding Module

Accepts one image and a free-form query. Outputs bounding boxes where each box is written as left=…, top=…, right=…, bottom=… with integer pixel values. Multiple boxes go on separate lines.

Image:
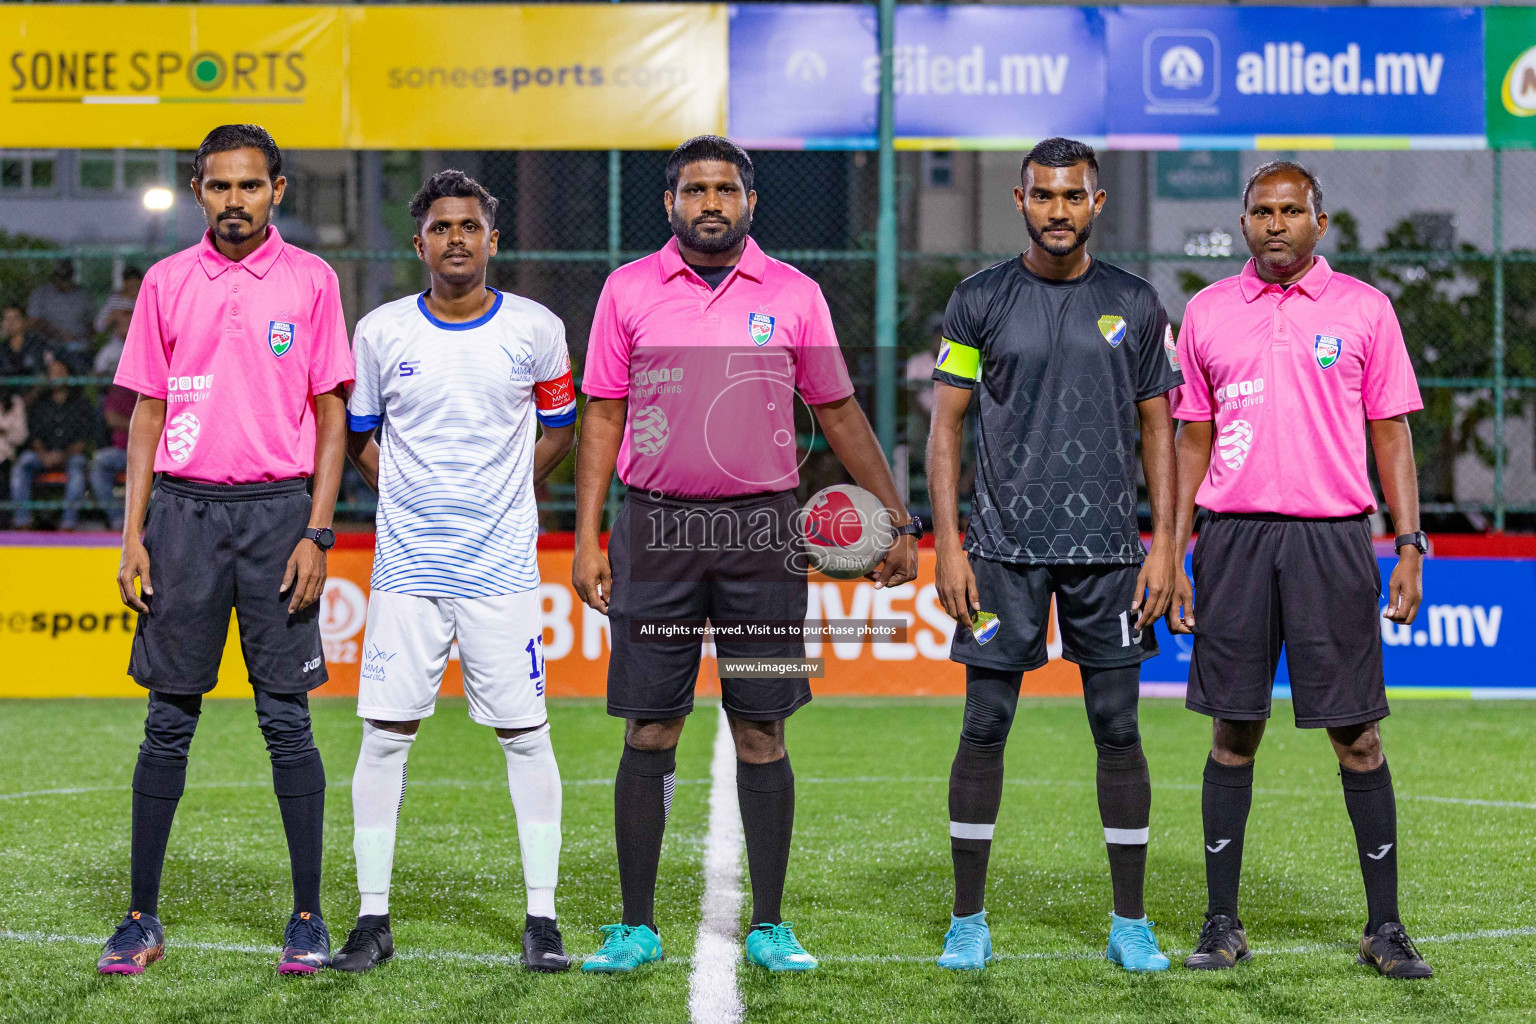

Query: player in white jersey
left=332, top=171, right=577, bottom=973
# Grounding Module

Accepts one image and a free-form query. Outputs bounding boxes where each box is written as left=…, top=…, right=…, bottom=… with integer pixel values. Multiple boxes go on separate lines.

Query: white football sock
left=498, top=724, right=562, bottom=921
left=352, top=722, right=415, bottom=918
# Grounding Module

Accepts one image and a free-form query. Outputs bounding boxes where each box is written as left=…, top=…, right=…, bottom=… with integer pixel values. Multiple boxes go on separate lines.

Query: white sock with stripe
left=498, top=724, right=563, bottom=921
left=352, top=722, right=415, bottom=917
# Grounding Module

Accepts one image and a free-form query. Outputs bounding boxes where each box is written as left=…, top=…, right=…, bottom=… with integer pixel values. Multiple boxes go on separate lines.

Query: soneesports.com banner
left=730, top=4, right=1487, bottom=150
left=0, top=4, right=727, bottom=150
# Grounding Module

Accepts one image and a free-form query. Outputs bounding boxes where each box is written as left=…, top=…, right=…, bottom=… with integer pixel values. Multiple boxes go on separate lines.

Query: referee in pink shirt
left=573, top=136, right=919, bottom=973
left=98, top=125, right=354, bottom=977
left=1169, top=162, right=1431, bottom=978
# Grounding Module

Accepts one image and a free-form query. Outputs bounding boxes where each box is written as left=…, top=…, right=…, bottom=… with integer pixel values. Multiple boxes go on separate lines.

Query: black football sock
left=949, top=739, right=1006, bottom=917
left=272, top=752, right=327, bottom=916
left=1341, top=760, right=1399, bottom=933
left=738, top=755, right=795, bottom=927
left=129, top=753, right=187, bottom=917
left=1096, top=742, right=1151, bottom=919
left=130, top=691, right=203, bottom=918
left=1202, top=755, right=1254, bottom=921
left=615, top=744, right=675, bottom=931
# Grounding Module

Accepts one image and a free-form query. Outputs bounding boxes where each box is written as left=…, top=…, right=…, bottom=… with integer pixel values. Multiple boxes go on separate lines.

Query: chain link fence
left=2, top=147, right=1532, bottom=532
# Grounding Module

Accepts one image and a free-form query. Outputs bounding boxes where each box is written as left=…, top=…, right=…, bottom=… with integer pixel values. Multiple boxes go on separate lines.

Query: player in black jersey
left=927, top=138, right=1182, bottom=972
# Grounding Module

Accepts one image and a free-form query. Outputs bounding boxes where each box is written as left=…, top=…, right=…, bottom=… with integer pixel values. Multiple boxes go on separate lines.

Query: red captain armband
left=535, top=371, right=577, bottom=427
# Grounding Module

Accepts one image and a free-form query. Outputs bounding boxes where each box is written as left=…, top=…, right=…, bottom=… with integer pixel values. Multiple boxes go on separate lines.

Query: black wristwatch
left=894, top=514, right=925, bottom=540
left=304, top=527, right=336, bottom=551
left=1394, top=531, right=1428, bottom=556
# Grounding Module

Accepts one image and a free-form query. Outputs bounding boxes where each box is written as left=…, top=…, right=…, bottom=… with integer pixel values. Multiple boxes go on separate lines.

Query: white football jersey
left=348, top=289, right=576, bottom=598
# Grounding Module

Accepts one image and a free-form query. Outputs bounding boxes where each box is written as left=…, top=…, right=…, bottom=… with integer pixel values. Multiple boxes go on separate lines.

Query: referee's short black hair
left=193, top=124, right=281, bottom=183
left=1244, top=160, right=1324, bottom=214
left=1021, top=137, right=1099, bottom=185
left=666, top=135, right=754, bottom=194
left=409, top=169, right=500, bottom=228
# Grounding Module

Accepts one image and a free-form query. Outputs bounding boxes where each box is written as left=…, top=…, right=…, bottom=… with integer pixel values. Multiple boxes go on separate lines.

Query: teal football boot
left=744, top=922, right=818, bottom=972
left=581, top=923, right=663, bottom=973
left=937, top=911, right=993, bottom=970
left=1106, top=913, right=1170, bottom=972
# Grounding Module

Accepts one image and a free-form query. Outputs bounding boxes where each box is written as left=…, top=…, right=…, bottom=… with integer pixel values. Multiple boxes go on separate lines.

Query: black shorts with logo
left=949, top=553, right=1159, bottom=672
left=1186, top=512, right=1387, bottom=729
left=129, top=475, right=325, bottom=695
left=605, top=489, right=810, bottom=722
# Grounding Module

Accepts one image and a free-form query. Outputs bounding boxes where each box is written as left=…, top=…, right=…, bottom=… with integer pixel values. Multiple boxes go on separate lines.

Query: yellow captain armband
left=935, top=337, right=981, bottom=382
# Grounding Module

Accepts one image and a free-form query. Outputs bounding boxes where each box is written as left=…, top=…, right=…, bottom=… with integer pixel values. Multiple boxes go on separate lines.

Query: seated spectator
left=27, top=259, right=94, bottom=346
left=1, top=304, right=49, bottom=378
left=93, top=266, right=142, bottom=375
left=0, top=386, right=26, bottom=508
left=11, top=358, right=93, bottom=530
left=91, top=384, right=135, bottom=532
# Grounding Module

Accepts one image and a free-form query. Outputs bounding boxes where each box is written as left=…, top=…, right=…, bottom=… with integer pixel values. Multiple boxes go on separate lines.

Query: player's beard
left=671, top=208, right=752, bottom=255
left=1026, top=215, right=1093, bottom=258
left=214, top=209, right=262, bottom=245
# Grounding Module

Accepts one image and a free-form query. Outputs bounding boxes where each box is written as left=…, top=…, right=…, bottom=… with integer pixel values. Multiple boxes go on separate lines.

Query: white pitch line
left=5, top=924, right=1533, bottom=969
left=689, top=707, right=745, bottom=1024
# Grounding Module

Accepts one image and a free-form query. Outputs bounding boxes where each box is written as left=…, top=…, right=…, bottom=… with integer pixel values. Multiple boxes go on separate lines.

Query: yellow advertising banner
left=345, top=4, right=727, bottom=150
left=0, top=4, right=726, bottom=150
left=0, top=544, right=1082, bottom=700
left=0, top=5, right=346, bottom=149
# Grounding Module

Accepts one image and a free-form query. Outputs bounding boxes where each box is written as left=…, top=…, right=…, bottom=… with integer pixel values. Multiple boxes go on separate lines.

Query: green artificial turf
left=0, top=697, right=1531, bottom=1023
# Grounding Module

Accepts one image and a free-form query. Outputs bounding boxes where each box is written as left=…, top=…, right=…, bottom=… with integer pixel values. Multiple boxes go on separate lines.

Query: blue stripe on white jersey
left=348, top=288, right=573, bottom=598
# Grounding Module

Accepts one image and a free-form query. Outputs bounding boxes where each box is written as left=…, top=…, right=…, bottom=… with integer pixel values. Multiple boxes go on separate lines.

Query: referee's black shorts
left=128, top=475, right=326, bottom=696
left=605, top=488, right=810, bottom=723
left=1186, top=512, right=1388, bottom=729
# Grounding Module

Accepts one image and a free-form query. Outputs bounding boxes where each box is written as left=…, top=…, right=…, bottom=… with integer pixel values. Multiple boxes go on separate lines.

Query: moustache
left=693, top=216, right=730, bottom=228
left=219, top=211, right=252, bottom=222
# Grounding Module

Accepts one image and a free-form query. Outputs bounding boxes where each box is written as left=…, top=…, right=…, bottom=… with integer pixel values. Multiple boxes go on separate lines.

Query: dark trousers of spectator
left=11, top=451, right=87, bottom=528
left=91, top=446, right=128, bottom=532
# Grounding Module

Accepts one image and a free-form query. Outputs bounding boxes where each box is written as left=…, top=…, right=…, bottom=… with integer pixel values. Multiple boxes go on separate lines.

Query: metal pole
left=608, top=149, right=622, bottom=270
left=604, top=147, right=624, bottom=529
left=874, top=0, right=898, bottom=460
left=1493, top=149, right=1507, bottom=532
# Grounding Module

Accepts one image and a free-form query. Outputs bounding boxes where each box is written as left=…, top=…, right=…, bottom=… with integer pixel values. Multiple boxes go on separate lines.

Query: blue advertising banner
left=728, top=4, right=876, bottom=147
left=1141, top=558, right=1536, bottom=696
left=1102, top=6, right=1485, bottom=146
left=729, top=5, right=1489, bottom=149
left=728, top=4, right=1106, bottom=148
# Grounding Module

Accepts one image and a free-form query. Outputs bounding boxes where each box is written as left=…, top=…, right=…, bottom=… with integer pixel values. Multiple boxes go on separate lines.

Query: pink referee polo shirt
left=583, top=236, right=854, bottom=498
left=115, top=227, right=354, bottom=484
left=1170, top=257, right=1422, bottom=518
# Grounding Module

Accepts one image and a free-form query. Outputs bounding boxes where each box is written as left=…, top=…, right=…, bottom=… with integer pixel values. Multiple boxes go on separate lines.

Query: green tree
left=0, top=229, right=58, bottom=310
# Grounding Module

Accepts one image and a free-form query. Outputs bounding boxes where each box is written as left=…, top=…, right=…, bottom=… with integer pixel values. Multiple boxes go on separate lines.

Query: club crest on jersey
left=1163, top=323, right=1180, bottom=371
left=268, top=321, right=294, bottom=357
left=970, top=611, right=1000, bottom=645
left=749, top=312, right=776, bottom=347
left=1315, top=335, right=1342, bottom=369
left=1097, top=315, right=1127, bottom=348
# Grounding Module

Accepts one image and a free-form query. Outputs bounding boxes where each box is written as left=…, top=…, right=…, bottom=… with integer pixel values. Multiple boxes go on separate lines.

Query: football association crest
left=269, top=320, right=295, bottom=357
left=970, top=611, right=1000, bottom=645
left=1163, top=323, right=1180, bottom=371
left=1097, top=315, right=1127, bottom=348
left=1315, top=335, right=1341, bottom=369
left=749, top=312, right=776, bottom=347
